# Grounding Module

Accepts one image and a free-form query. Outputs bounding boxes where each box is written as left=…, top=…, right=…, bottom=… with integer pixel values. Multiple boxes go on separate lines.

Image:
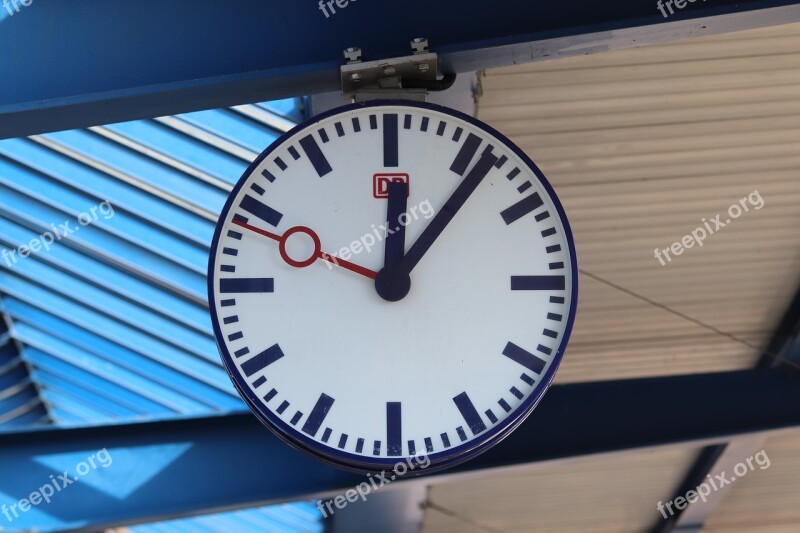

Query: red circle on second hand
left=278, top=226, right=322, bottom=268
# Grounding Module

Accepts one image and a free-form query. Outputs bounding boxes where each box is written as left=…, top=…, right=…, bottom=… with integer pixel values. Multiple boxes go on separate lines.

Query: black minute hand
left=401, top=151, right=499, bottom=273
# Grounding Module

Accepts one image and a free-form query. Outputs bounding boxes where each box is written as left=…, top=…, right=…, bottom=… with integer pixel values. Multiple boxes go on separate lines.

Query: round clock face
left=208, top=100, right=577, bottom=473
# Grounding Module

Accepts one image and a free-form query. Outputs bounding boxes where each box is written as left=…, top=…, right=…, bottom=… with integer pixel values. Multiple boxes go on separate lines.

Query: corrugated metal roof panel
left=0, top=97, right=322, bottom=530
left=478, top=21, right=800, bottom=383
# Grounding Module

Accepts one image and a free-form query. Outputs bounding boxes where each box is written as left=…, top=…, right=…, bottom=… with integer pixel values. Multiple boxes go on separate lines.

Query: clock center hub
left=375, top=267, right=411, bottom=302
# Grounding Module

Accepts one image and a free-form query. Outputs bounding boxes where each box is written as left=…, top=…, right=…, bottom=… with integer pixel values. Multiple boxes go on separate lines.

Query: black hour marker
left=221, top=299, right=236, bottom=307
left=494, top=155, right=508, bottom=168
left=263, top=388, right=278, bottom=402
left=546, top=245, right=562, bottom=253
left=227, top=230, right=242, bottom=240
left=352, top=117, right=361, bottom=132
left=502, top=341, right=546, bottom=374
left=521, top=373, right=535, bottom=386
left=441, top=432, right=451, bottom=448
left=450, top=133, right=482, bottom=176
left=543, top=329, right=558, bottom=338
left=321, top=428, right=332, bottom=443
left=510, top=386, right=524, bottom=400
left=251, top=183, right=265, bottom=195
left=420, top=117, right=429, bottom=131
left=535, top=211, right=551, bottom=222
left=501, top=192, right=543, bottom=225
left=510, top=275, right=565, bottom=291
left=276, top=400, right=289, bottom=414
left=302, top=393, right=335, bottom=437
left=404, top=114, right=412, bottom=129
left=288, top=146, right=300, bottom=160
left=498, top=399, right=511, bottom=412
left=408, top=440, right=416, bottom=456
left=234, top=347, right=249, bottom=358
left=338, top=434, right=348, bottom=449
left=387, top=402, right=402, bottom=457
left=356, top=438, right=364, bottom=453
left=220, top=278, right=274, bottom=293
left=290, top=411, right=302, bottom=425
left=223, top=315, right=238, bottom=324
left=453, top=392, right=487, bottom=436
left=299, top=134, right=333, bottom=177
left=223, top=247, right=238, bottom=256
left=318, top=128, right=329, bottom=143
left=335, top=122, right=345, bottom=137
left=550, top=296, right=565, bottom=304
left=369, top=114, right=378, bottom=129
left=383, top=114, right=399, bottom=167
left=220, top=265, right=235, bottom=273
left=506, top=167, right=521, bottom=180
left=548, top=312, right=563, bottom=321
left=436, top=121, right=446, bottom=136
left=517, top=182, right=532, bottom=193
left=485, top=409, right=498, bottom=424
left=252, top=376, right=267, bottom=388
left=373, top=441, right=381, bottom=455
left=241, top=344, right=285, bottom=377
left=452, top=127, right=463, bottom=142
left=260, top=169, right=276, bottom=183
left=549, top=262, right=564, bottom=270
left=424, top=437, right=434, bottom=453
left=456, top=427, right=467, bottom=442
left=240, top=195, right=283, bottom=227
left=228, top=331, right=243, bottom=341
left=542, top=227, right=557, bottom=237
left=275, top=157, right=287, bottom=171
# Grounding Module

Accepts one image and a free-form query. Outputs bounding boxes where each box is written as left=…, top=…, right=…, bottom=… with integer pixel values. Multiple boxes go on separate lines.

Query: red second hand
left=232, top=219, right=377, bottom=280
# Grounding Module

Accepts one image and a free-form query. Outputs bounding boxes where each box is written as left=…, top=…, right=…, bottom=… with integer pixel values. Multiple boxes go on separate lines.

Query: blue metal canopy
left=0, top=97, right=323, bottom=532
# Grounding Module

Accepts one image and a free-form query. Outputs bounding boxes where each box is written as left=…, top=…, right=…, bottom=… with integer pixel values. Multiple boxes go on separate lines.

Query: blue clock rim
left=207, top=99, right=579, bottom=473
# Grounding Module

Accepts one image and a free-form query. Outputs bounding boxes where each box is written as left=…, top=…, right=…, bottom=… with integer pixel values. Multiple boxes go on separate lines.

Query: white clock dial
left=208, top=101, right=577, bottom=473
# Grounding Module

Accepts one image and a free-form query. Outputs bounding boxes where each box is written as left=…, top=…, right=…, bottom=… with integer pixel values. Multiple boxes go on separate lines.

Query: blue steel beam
left=1, top=0, right=800, bottom=138
left=1, top=370, right=800, bottom=531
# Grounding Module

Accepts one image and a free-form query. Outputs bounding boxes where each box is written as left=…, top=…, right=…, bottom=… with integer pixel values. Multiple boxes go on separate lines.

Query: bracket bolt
left=350, top=73, right=362, bottom=82
left=411, top=38, right=429, bottom=55
left=344, top=47, right=362, bottom=63
left=417, top=64, right=430, bottom=72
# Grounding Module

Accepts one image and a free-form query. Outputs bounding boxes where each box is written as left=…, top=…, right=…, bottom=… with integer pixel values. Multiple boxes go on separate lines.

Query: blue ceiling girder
left=1, top=0, right=800, bottom=138
left=2, top=370, right=800, bottom=531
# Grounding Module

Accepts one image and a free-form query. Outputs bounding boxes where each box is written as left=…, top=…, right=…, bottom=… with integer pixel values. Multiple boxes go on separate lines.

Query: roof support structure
left=1, top=369, right=800, bottom=532
left=1, top=0, right=800, bottom=138
left=655, top=282, right=800, bottom=532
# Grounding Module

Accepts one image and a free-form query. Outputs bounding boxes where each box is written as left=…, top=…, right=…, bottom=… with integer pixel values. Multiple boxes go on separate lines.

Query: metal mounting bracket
left=340, top=38, right=439, bottom=102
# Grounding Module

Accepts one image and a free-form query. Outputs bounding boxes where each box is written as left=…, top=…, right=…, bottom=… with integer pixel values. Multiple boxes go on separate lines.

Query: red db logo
left=373, top=174, right=410, bottom=199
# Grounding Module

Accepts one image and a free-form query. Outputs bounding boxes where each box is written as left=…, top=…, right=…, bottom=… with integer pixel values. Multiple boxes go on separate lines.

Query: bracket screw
left=411, top=38, right=429, bottom=55
left=344, top=47, right=362, bottom=63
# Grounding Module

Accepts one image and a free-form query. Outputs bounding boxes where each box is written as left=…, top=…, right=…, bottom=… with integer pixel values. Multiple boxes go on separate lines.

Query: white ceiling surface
left=478, top=22, right=800, bottom=384
left=422, top=21, right=800, bottom=533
